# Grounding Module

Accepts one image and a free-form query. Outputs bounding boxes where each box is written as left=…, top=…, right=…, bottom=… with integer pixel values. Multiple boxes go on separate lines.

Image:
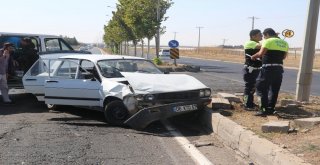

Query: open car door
left=44, top=59, right=101, bottom=106
left=23, top=59, right=50, bottom=101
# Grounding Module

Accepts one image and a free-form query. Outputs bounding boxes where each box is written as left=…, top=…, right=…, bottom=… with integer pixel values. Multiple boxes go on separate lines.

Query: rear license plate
left=173, top=104, right=198, bottom=112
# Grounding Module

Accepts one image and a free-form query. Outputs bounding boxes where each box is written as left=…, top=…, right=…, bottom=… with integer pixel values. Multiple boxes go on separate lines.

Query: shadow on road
left=0, top=93, right=48, bottom=115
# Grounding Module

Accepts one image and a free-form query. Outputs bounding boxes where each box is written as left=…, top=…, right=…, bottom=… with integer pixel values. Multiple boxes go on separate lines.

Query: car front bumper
left=124, top=98, right=211, bottom=130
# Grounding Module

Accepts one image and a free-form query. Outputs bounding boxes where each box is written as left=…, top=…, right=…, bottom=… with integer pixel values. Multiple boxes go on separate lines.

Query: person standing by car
left=251, top=28, right=289, bottom=116
left=19, top=37, right=38, bottom=74
left=243, top=29, right=263, bottom=110
left=0, top=43, right=15, bottom=104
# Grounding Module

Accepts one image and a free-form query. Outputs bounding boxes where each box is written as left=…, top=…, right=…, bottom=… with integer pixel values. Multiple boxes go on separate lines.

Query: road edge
left=200, top=109, right=311, bottom=165
left=180, top=56, right=320, bottom=72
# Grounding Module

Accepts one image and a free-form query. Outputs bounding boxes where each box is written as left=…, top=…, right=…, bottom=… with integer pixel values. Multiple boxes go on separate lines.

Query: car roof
left=59, top=54, right=145, bottom=62
left=0, top=32, right=58, bottom=38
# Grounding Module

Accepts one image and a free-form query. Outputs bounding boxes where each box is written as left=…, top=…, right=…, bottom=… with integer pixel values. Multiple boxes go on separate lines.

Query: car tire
left=104, top=100, right=129, bottom=126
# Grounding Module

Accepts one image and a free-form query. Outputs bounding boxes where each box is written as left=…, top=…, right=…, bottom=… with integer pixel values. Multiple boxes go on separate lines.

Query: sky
left=0, top=0, right=315, bottom=48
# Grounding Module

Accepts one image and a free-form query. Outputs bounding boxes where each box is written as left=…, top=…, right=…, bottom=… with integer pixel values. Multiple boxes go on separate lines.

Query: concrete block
left=273, top=150, right=311, bottom=165
left=211, top=113, right=224, bottom=133
left=261, top=121, right=290, bottom=133
left=249, top=136, right=277, bottom=165
left=217, top=92, right=241, bottom=103
left=217, top=117, right=244, bottom=149
left=238, top=130, right=256, bottom=157
left=211, top=97, right=231, bottom=110
left=294, top=117, right=320, bottom=129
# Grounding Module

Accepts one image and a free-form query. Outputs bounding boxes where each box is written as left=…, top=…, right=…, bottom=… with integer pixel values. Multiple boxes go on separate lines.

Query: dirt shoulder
left=221, top=93, right=320, bottom=165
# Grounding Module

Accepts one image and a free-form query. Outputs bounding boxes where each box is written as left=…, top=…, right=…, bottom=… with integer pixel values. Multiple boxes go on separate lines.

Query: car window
left=51, top=60, right=79, bottom=79
left=98, top=59, right=162, bottom=74
left=24, top=59, right=49, bottom=76
left=0, top=36, right=40, bottom=52
left=80, top=60, right=94, bottom=70
left=96, top=61, right=124, bottom=78
left=79, top=60, right=100, bottom=80
left=45, top=38, right=73, bottom=51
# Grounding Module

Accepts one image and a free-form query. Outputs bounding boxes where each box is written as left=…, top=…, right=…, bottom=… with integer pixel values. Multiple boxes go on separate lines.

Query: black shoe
left=244, top=106, right=256, bottom=111
left=273, top=111, right=280, bottom=116
left=266, top=107, right=275, bottom=114
left=254, top=111, right=267, bottom=117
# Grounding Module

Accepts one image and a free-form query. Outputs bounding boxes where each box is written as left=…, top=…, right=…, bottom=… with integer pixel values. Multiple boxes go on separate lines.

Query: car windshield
left=97, top=59, right=162, bottom=78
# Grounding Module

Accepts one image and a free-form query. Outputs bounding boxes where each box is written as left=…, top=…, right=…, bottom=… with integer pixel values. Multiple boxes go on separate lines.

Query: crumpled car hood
left=121, top=72, right=207, bottom=94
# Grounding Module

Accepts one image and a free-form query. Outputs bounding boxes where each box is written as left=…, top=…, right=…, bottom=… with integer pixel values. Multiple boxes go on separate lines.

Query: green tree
left=103, top=0, right=172, bottom=56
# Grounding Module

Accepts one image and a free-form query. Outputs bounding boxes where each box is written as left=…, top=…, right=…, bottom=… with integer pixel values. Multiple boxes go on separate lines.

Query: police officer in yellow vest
left=251, top=28, right=289, bottom=116
left=243, top=29, right=262, bottom=110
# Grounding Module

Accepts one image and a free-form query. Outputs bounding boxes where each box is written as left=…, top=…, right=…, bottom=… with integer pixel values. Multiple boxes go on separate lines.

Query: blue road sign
left=168, top=40, right=179, bottom=48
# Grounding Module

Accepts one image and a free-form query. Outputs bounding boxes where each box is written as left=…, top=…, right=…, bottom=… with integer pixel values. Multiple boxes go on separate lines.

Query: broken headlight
left=135, top=94, right=155, bottom=102
left=199, top=89, right=211, bottom=97
left=145, top=94, right=155, bottom=101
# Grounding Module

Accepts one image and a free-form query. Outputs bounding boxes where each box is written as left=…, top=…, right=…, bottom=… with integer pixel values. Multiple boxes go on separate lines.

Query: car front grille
left=155, top=90, right=199, bottom=102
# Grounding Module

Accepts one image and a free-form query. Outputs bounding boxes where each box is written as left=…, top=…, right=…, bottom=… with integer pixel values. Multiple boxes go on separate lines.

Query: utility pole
left=248, top=16, right=259, bottom=30
left=222, top=38, right=228, bottom=47
left=173, top=32, right=177, bottom=40
left=155, top=0, right=160, bottom=58
left=196, top=26, right=203, bottom=54
left=296, top=0, right=320, bottom=101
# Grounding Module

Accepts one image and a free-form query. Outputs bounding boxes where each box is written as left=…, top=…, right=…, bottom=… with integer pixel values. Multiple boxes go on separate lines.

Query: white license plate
left=173, top=104, right=198, bottom=112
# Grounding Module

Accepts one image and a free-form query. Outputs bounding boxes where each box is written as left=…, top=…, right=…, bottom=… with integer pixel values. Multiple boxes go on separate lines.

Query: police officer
left=251, top=28, right=289, bottom=116
left=243, top=29, right=262, bottom=110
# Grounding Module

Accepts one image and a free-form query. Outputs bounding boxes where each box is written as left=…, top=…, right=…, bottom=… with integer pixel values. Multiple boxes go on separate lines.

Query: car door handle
left=25, top=79, right=37, bottom=81
left=46, top=80, right=59, bottom=83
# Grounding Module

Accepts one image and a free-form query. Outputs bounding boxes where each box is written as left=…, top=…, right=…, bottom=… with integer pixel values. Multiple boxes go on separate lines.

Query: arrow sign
left=168, top=40, right=179, bottom=48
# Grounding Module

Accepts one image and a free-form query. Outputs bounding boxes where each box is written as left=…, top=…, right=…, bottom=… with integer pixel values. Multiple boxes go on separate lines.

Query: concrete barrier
left=201, top=109, right=310, bottom=165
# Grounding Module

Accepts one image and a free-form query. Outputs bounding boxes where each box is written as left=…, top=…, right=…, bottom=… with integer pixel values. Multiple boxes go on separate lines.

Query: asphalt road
left=0, top=84, right=250, bottom=165
left=0, top=94, right=250, bottom=164
left=0, top=94, right=195, bottom=164
left=171, top=56, right=320, bottom=96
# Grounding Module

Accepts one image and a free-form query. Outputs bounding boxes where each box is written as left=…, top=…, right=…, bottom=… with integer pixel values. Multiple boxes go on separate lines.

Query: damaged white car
left=23, top=54, right=211, bottom=129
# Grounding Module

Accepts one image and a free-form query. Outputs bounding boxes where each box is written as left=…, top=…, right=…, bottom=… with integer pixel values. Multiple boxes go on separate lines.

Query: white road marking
left=162, top=120, right=214, bottom=165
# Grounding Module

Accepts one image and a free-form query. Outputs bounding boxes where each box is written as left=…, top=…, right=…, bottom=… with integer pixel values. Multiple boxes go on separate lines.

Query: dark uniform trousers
left=243, top=67, right=260, bottom=107
left=255, top=66, right=283, bottom=113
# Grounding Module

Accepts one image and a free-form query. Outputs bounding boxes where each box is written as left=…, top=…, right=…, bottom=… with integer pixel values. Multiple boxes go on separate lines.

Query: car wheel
left=104, top=100, right=129, bottom=126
